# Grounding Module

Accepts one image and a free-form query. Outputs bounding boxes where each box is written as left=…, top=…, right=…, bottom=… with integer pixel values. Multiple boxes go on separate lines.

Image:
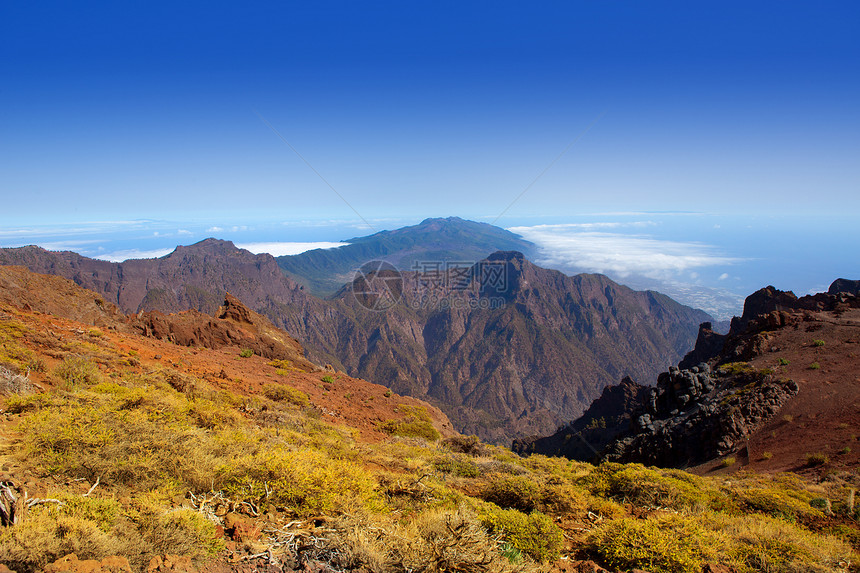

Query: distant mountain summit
left=276, top=217, right=536, bottom=296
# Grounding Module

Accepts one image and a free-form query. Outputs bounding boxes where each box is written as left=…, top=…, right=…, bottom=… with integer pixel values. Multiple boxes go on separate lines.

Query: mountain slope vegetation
left=0, top=266, right=856, bottom=573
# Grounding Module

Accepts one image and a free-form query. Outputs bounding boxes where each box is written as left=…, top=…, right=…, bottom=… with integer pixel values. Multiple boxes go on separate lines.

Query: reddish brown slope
left=0, top=265, right=455, bottom=443
left=698, top=305, right=860, bottom=476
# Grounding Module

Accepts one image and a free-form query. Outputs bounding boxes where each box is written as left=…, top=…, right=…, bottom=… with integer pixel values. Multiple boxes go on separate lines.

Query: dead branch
left=83, top=476, right=100, bottom=497
left=26, top=498, right=65, bottom=508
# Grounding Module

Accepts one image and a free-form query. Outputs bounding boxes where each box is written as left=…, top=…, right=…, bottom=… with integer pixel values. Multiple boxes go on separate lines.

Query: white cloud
left=509, top=224, right=742, bottom=280
left=207, top=226, right=224, bottom=233
left=93, top=248, right=175, bottom=262
left=236, top=241, right=348, bottom=257
left=718, top=273, right=730, bottom=280
left=177, top=229, right=192, bottom=236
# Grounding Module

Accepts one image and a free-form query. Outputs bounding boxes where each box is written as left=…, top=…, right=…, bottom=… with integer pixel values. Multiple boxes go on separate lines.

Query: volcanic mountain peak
left=279, top=217, right=536, bottom=296
left=166, top=237, right=259, bottom=259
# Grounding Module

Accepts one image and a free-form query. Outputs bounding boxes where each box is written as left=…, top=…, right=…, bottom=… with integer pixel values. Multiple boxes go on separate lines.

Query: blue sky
left=1, top=1, right=858, bottom=316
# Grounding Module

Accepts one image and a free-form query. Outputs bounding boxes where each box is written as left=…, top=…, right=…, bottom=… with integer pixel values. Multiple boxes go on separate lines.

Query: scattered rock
left=41, top=554, right=132, bottom=573
left=223, top=512, right=261, bottom=542
left=146, top=555, right=197, bottom=573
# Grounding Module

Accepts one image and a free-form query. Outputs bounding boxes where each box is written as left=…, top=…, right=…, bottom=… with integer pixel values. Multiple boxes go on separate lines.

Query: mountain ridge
left=0, top=228, right=711, bottom=443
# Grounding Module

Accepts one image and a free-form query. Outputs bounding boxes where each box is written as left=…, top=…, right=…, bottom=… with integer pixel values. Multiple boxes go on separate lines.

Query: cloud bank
left=509, top=223, right=741, bottom=280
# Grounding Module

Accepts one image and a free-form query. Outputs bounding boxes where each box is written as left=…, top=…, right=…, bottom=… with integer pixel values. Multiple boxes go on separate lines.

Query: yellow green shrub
left=263, top=383, right=310, bottom=407
left=52, top=356, right=102, bottom=390
left=583, top=463, right=722, bottom=512
left=432, top=454, right=481, bottom=478
left=48, top=493, right=122, bottom=532
left=727, top=473, right=823, bottom=521
left=589, top=514, right=724, bottom=573
left=713, top=512, right=855, bottom=573
left=481, top=474, right=587, bottom=516
left=221, top=448, right=381, bottom=516
left=21, top=391, right=221, bottom=491
left=0, top=507, right=133, bottom=573
left=136, top=508, right=224, bottom=558
left=479, top=504, right=564, bottom=563
left=183, top=397, right=244, bottom=429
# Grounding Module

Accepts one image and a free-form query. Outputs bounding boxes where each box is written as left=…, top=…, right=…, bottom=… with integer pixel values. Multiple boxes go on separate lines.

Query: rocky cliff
left=519, top=282, right=860, bottom=469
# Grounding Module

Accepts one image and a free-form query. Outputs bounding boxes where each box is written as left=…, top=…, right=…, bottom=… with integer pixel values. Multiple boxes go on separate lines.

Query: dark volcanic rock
left=678, top=322, right=727, bottom=370
left=513, top=376, right=649, bottom=460
left=602, top=364, right=799, bottom=467
left=829, top=278, right=860, bottom=296
left=574, top=286, right=859, bottom=467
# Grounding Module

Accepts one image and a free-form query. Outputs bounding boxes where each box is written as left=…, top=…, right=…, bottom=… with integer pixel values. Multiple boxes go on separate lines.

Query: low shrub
left=589, top=515, right=722, bottom=573
left=433, top=455, right=481, bottom=478
left=53, top=356, right=101, bottom=390
left=238, top=348, right=253, bottom=358
left=442, top=434, right=488, bottom=456
left=263, top=383, right=309, bottom=407
left=481, top=474, right=587, bottom=515
left=728, top=473, right=823, bottom=521
left=714, top=512, right=854, bottom=573
left=583, top=463, right=719, bottom=512
left=379, top=405, right=440, bottom=442
left=221, top=448, right=381, bottom=516
left=480, top=504, right=564, bottom=563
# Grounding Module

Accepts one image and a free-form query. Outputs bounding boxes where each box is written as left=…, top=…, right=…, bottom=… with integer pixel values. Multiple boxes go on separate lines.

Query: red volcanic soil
left=698, top=307, right=860, bottom=478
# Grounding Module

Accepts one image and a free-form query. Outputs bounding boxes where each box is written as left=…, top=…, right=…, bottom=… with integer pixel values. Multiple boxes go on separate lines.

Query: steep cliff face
left=0, top=243, right=710, bottom=444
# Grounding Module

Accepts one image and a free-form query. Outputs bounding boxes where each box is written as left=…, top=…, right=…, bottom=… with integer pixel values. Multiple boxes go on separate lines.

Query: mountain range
left=0, top=218, right=711, bottom=443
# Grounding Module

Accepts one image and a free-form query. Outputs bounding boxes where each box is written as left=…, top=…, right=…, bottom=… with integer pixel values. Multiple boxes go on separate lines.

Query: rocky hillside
left=0, top=266, right=857, bottom=573
left=517, top=279, right=860, bottom=474
left=0, top=243, right=711, bottom=444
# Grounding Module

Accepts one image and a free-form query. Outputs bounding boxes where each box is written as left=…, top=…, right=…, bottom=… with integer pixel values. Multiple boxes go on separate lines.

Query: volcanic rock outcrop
left=520, top=282, right=860, bottom=468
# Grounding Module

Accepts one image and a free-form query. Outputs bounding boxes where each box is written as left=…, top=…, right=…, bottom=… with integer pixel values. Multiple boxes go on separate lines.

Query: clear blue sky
left=1, top=2, right=858, bottom=316
left=2, top=1, right=858, bottom=223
